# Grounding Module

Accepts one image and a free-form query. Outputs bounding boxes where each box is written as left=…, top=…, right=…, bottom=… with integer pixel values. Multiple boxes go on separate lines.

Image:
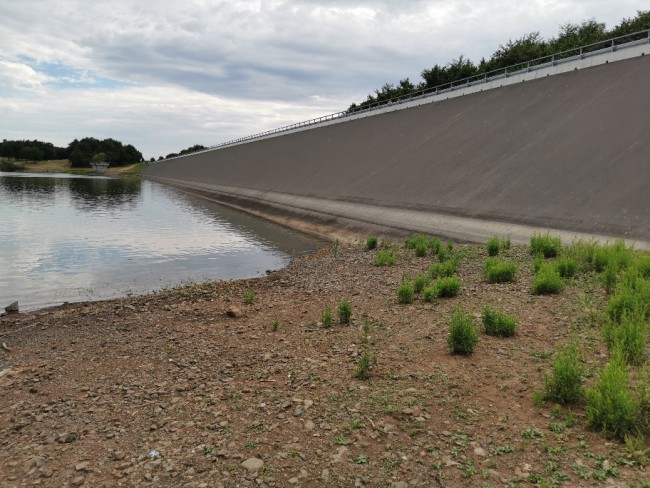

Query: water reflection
left=0, top=172, right=325, bottom=311
left=67, top=177, right=142, bottom=212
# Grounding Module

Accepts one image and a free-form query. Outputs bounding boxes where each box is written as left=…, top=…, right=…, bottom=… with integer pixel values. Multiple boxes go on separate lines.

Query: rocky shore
left=0, top=242, right=647, bottom=487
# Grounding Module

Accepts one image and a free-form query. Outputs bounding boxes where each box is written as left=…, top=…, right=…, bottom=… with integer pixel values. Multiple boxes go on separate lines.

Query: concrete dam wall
left=144, top=54, right=650, bottom=246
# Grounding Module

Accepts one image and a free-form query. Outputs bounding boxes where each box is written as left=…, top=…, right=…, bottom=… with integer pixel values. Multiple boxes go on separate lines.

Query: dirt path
left=0, top=243, right=646, bottom=487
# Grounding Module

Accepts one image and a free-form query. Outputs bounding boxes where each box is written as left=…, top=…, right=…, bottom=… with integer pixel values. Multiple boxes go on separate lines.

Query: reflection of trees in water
left=0, top=175, right=143, bottom=212
left=1, top=176, right=58, bottom=207
left=68, top=178, right=142, bottom=212
left=1, top=176, right=57, bottom=197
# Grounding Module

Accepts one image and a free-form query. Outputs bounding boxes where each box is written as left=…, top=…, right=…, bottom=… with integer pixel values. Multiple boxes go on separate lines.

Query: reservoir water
left=1, top=172, right=326, bottom=311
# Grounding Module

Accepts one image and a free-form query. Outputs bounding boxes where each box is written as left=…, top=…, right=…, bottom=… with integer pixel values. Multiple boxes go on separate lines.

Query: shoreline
left=1, top=241, right=648, bottom=486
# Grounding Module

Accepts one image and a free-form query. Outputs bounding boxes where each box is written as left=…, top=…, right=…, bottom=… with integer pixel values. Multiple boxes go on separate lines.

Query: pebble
left=473, top=447, right=487, bottom=457
left=241, top=458, right=264, bottom=472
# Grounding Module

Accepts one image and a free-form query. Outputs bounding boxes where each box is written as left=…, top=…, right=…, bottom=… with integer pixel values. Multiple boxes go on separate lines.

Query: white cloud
left=0, top=0, right=647, bottom=158
left=0, top=59, right=51, bottom=91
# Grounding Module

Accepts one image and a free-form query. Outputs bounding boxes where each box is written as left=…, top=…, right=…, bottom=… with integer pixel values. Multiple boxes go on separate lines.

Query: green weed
left=585, top=351, right=642, bottom=439
left=487, top=236, right=511, bottom=256
left=447, top=307, right=479, bottom=355
left=429, top=256, right=459, bottom=278
left=338, top=299, right=353, bottom=324
left=530, top=233, right=561, bottom=258
left=243, top=290, right=255, bottom=305
left=555, top=257, right=578, bottom=278
left=366, top=236, right=378, bottom=250
left=484, top=258, right=517, bottom=283
left=482, top=306, right=518, bottom=337
left=433, top=276, right=461, bottom=298
left=604, top=312, right=647, bottom=366
left=544, top=342, right=584, bottom=404
left=374, top=250, right=396, bottom=266
left=321, top=306, right=333, bottom=327
left=397, top=282, right=415, bottom=304
left=423, top=286, right=436, bottom=302
left=414, top=274, right=430, bottom=294
left=532, top=263, right=564, bottom=295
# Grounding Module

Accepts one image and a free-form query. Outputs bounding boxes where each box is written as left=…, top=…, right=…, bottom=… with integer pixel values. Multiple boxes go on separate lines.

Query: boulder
left=226, top=306, right=241, bottom=318
left=5, top=302, right=18, bottom=314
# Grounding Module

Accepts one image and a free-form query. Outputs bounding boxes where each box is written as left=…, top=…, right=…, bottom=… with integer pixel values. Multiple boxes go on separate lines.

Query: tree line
left=0, top=138, right=143, bottom=167
left=158, top=144, right=207, bottom=161
left=349, top=11, right=650, bottom=111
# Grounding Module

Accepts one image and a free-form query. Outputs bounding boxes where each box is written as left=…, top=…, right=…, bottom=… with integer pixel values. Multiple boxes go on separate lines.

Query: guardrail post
left=579, top=47, right=583, bottom=59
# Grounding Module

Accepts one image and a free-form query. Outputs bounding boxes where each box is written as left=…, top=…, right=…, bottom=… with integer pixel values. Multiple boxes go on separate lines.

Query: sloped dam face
left=144, top=55, right=650, bottom=246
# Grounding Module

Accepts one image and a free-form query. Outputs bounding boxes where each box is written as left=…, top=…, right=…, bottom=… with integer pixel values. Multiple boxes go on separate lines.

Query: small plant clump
left=482, top=306, right=518, bottom=337
left=414, top=274, right=430, bottom=294
left=355, top=321, right=377, bottom=380
left=604, top=312, right=647, bottom=366
left=423, top=286, right=436, bottom=302
left=405, top=234, right=430, bottom=250
left=447, top=308, right=479, bottom=355
left=243, top=290, right=255, bottom=305
left=321, top=306, right=333, bottom=327
left=544, top=342, right=584, bottom=405
left=555, top=256, right=578, bottom=278
left=530, top=232, right=562, bottom=258
left=532, top=263, right=564, bottom=295
left=585, top=351, right=642, bottom=439
left=433, top=276, right=461, bottom=298
left=365, top=236, right=378, bottom=250
left=271, top=319, right=280, bottom=331
left=429, top=257, right=459, bottom=278
left=397, top=282, right=415, bottom=304
left=374, top=250, right=396, bottom=266
left=484, top=258, right=517, bottom=283
left=487, top=235, right=511, bottom=256
left=338, top=299, right=353, bottom=324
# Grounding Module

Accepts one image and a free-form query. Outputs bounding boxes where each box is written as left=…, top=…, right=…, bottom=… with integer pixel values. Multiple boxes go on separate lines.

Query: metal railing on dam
left=160, top=29, right=650, bottom=162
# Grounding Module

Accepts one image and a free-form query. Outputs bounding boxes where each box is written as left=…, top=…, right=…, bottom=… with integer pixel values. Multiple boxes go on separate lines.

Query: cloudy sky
left=0, top=1, right=645, bottom=159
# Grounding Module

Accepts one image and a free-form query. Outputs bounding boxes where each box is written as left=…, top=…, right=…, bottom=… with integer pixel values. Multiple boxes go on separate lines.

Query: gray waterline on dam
left=0, top=172, right=327, bottom=311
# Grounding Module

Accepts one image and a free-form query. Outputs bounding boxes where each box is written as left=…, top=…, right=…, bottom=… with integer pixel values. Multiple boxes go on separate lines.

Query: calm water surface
left=1, top=172, right=326, bottom=311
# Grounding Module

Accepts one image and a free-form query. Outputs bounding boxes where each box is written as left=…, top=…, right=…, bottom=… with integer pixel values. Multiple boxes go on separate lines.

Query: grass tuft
left=447, top=308, right=479, bottom=355
left=374, top=250, right=396, bottom=266
left=397, top=282, right=415, bottom=304
left=555, top=257, right=578, bottom=279
left=423, top=286, right=436, bottom=302
left=365, top=236, right=378, bottom=250
left=338, top=299, right=353, bottom=324
left=530, top=233, right=561, bottom=258
left=604, top=312, right=647, bottom=366
left=414, top=274, right=430, bottom=294
left=484, top=258, right=517, bottom=283
left=482, top=306, right=517, bottom=337
left=544, top=342, right=584, bottom=405
left=585, top=351, right=642, bottom=439
left=433, top=276, right=461, bottom=298
left=243, top=290, right=255, bottom=305
left=429, top=256, right=459, bottom=278
left=487, top=235, right=511, bottom=256
left=321, top=306, right=333, bottom=327
left=532, top=264, right=563, bottom=295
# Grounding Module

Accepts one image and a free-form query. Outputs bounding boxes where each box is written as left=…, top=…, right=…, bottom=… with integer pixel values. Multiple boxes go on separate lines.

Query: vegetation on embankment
left=1, top=234, right=648, bottom=487
left=1, top=157, right=149, bottom=177
left=351, top=11, right=650, bottom=111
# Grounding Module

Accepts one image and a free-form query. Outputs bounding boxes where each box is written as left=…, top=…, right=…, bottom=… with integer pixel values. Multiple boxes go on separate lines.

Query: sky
left=0, top=1, right=646, bottom=160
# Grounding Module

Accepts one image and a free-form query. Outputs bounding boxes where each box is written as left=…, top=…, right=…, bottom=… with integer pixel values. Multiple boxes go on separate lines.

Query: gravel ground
left=0, top=242, right=647, bottom=487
